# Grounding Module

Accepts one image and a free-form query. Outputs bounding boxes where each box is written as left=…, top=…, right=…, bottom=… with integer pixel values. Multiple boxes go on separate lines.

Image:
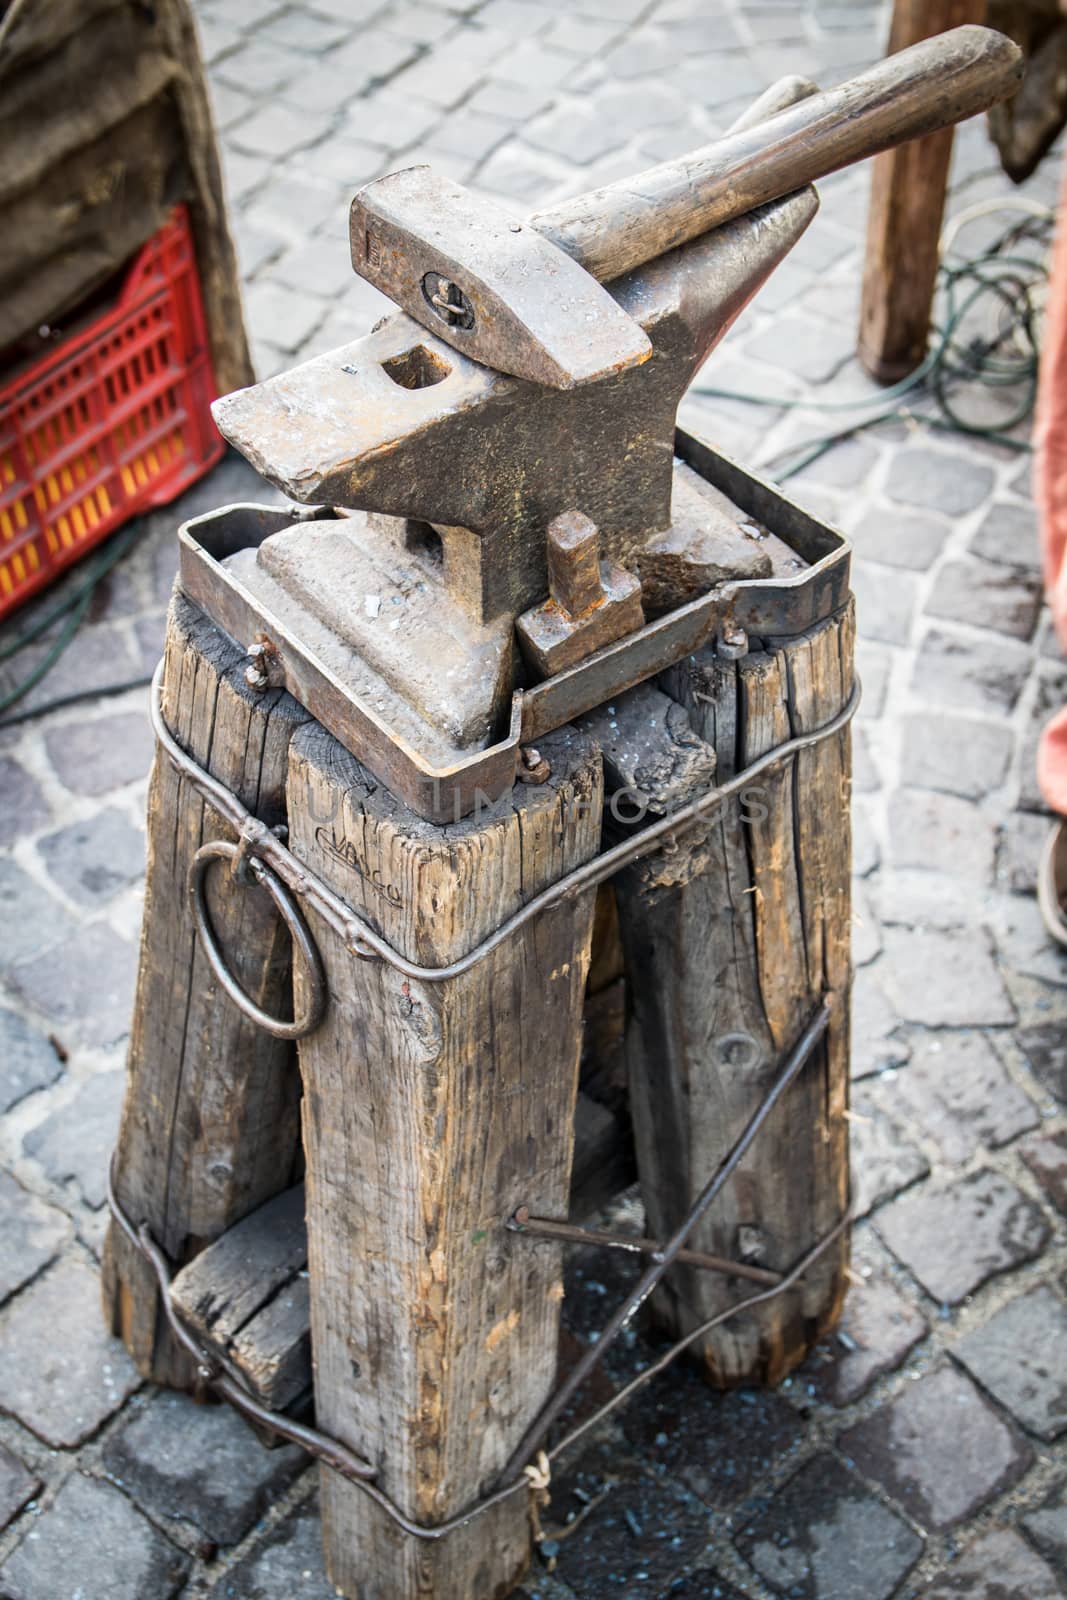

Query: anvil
left=185, top=29, right=1021, bottom=819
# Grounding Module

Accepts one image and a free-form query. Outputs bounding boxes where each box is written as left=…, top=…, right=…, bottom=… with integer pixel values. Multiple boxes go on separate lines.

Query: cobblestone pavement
left=1, top=0, right=1066, bottom=1596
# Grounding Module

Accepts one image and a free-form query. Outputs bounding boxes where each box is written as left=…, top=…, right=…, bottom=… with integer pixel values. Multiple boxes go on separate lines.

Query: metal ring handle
left=190, top=839, right=327, bottom=1040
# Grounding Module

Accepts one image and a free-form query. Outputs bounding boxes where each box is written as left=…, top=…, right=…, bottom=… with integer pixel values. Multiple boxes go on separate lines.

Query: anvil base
left=177, top=428, right=851, bottom=822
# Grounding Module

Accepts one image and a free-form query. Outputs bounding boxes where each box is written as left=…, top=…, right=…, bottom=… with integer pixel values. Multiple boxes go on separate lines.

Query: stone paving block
left=844, top=506, right=949, bottom=571
left=990, top=891, right=1067, bottom=991
left=549, top=1453, right=708, bottom=1597
left=886, top=447, right=995, bottom=517
left=431, top=105, right=512, bottom=162
left=658, top=1573, right=748, bottom=1600
left=855, top=645, right=890, bottom=729
left=228, top=102, right=337, bottom=161
left=887, top=788, right=995, bottom=884
left=851, top=803, right=880, bottom=877
left=0, top=859, right=76, bottom=968
left=925, top=557, right=1042, bottom=642
left=205, top=1495, right=334, bottom=1597
left=337, top=87, right=441, bottom=152
left=1021, top=1129, right=1067, bottom=1213
left=0, top=1008, right=63, bottom=1114
left=852, top=726, right=879, bottom=794
left=849, top=965, right=910, bottom=1079
left=0, top=1257, right=139, bottom=1445
left=920, top=1526, right=1062, bottom=1599
left=477, top=138, right=567, bottom=203
left=902, top=713, right=1015, bottom=801
left=393, top=47, right=492, bottom=106
left=850, top=562, right=917, bottom=645
left=741, top=314, right=854, bottom=386
left=953, top=1286, right=1067, bottom=1440
left=875, top=1168, right=1050, bottom=1304
left=995, top=812, right=1052, bottom=898
left=849, top=1085, right=929, bottom=1217
left=103, top=1390, right=306, bottom=1547
left=872, top=863, right=988, bottom=931
left=734, top=1451, right=923, bottom=1600
left=214, top=38, right=303, bottom=94
left=889, top=1031, right=1039, bottom=1166
left=912, top=626, right=1033, bottom=716
left=879, top=926, right=1015, bottom=1027
left=245, top=176, right=345, bottom=242
left=243, top=279, right=326, bottom=353
left=21, top=1069, right=124, bottom=1209
left=1023, top=1478, right=1067, bottom=1577
left=466, top=78, right=555, bottom=123
left=525, top=99, right=632, bottom=164
left=0, top=1472, right=189, bottom=1600
left=10, top=920, right=137, bottom=1049
left=623, top=1364, right=804, bottom=1510
left=2, top=620, right=142, bottom=720
left=36, top=808, right=144, bottom=908
left=839, top=1365, right=1031, bottom=1530
left=0, top=1170, right=70, bottom=1305
left=793, top=437, right=880, bottom=491
left=0, top=1442, right=40, bottom=1534
left=971, top=499, right=1041, bottom=570
left=42, top=710, right=153, bottom=798
left=0, top=758, right=47, bottom=848
left=802, top=1274, right=926, bottom=1407
left=260, top=7, right=351, bottom=51
left=851, top=878, right=881, bottom=967
left=380, top=1, right=458, bottom=45
left=543, top=15, right=623, bottom=57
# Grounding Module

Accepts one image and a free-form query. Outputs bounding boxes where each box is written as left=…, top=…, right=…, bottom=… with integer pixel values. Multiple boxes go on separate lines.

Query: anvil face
left=214, top=190, right=817, bottom=627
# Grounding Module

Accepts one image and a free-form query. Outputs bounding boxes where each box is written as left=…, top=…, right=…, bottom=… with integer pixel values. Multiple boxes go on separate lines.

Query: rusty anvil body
left=180, top=27, right=1021, bottom=820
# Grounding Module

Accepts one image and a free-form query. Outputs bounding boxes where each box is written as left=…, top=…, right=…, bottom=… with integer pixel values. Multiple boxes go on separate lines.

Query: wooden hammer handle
left=530, top=25, right=1023, bottom=284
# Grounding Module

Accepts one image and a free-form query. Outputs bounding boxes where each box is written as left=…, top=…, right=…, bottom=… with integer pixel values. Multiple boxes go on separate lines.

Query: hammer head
left=350, top=167, right=653, bottom=390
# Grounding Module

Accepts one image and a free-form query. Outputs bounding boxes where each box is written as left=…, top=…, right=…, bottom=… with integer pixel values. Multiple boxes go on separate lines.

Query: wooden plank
left=170, top=1184, right=307, bottom=1346
left=286, top=720, right=603, bottom=1600
left=614, top=604, right=854, bottom=1387
left=103, top=594, right=309, bottom=1387
left=858, top=0, right=988, bottom=384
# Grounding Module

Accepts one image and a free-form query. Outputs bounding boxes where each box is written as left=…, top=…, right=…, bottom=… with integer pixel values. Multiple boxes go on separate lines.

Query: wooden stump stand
left=106, top=532, right=854, bottom=1600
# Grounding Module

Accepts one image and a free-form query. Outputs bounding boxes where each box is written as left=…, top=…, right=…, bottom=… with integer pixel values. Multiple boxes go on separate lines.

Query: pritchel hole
left=381, top=345, right=451, bottom=389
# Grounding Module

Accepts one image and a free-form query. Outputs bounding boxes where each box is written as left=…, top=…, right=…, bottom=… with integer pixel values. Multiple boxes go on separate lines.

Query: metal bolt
left=519, top=747, right=552, bottom=785
left=716, top=624, right=749, bottom=661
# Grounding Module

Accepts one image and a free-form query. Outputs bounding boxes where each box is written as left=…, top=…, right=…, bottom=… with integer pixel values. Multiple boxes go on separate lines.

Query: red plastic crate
left=0, top=204, right=224, bottom=620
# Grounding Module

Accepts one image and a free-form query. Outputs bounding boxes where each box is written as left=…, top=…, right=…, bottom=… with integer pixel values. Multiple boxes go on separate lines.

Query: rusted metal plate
left=177, top=432, right=850, bottom=823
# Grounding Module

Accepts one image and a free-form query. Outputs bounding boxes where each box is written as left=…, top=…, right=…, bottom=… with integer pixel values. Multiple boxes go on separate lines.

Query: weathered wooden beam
left=103, top=596, right=308, bottom=1387
left=609, top=605, right=854, bottom=1387
left=858, top=0, right=989, bottom=384
left=168, top=1086, right=636, bottom=1411
left=285, top=721, right=603, bottom=1600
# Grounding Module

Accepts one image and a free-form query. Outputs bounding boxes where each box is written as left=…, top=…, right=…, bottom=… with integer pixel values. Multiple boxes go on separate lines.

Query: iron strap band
left=150, top=658, right=860, bottom=987
left=106, top=997, right=851, bottom=1542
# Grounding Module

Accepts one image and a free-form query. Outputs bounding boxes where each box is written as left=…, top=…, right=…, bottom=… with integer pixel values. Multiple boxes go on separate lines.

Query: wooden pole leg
left=858, top=0, right=987, bottom=384
left=285, top=722, right=603, bottom=1600
left=103, top=595, right=309, bottom=1385
left=614, top=603, right=855, bottom=1388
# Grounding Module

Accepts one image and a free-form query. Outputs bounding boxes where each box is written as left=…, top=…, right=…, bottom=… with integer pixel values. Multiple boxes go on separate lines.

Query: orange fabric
left=1036, top=152, right=1067, bottom=815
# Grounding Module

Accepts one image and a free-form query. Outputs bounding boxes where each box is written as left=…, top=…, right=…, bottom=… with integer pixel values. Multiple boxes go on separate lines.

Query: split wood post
left=285, top=720, right=603, bottom=1600
left=614, top=603, right=855, bottom=1387
left=103, top=596, right=308, bottom=1385
left=858, top=0, right=989, bottom=383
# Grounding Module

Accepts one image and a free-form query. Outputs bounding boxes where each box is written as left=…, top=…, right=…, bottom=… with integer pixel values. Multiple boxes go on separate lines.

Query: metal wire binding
left=106, top=997, right=851, bottom=1543
left=150, top=659, right=860, bottom=986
